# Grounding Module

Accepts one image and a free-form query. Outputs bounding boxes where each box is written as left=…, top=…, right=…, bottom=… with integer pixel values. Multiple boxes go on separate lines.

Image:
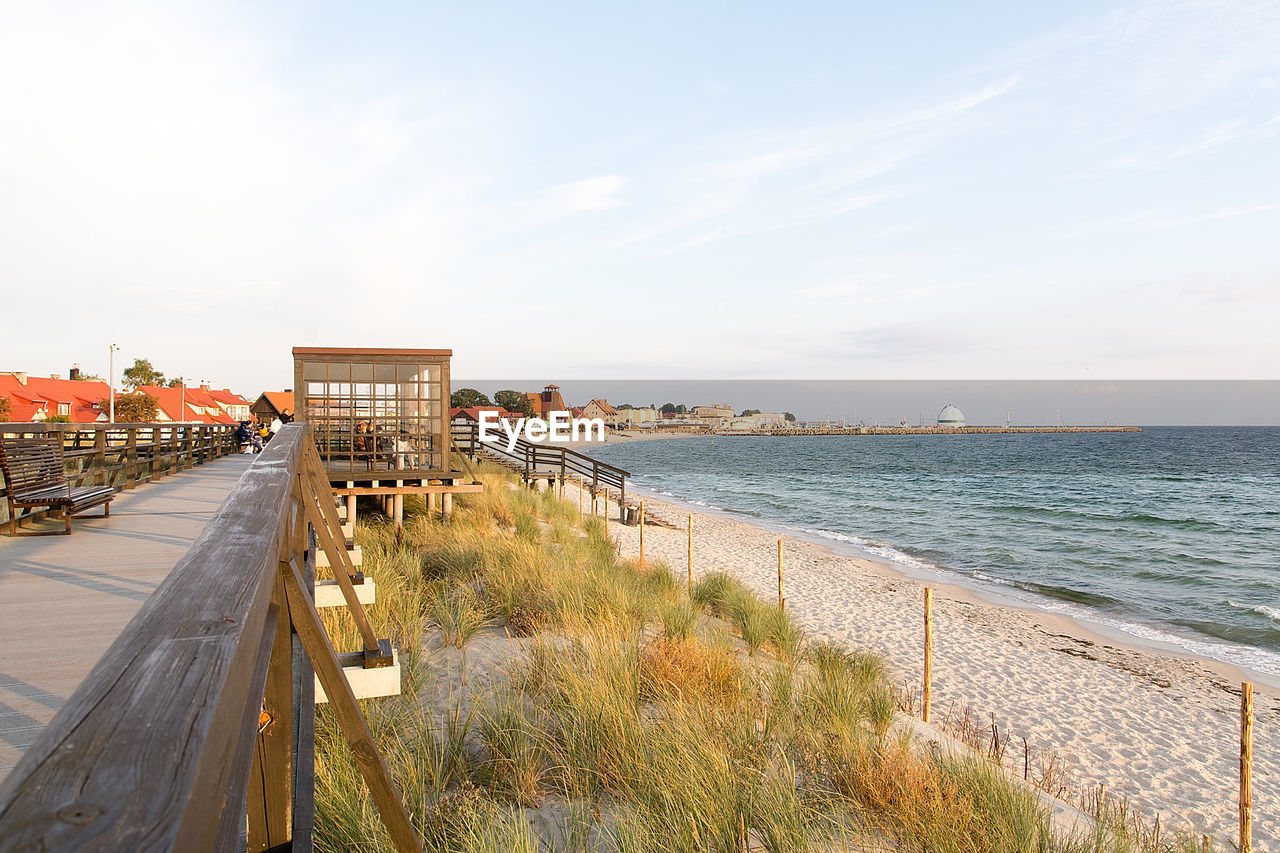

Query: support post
left=1242, top=680, right=1254, bottom=853
left=687, top=513, right=693, bottom=595
left=639, top=500, right=645, bottom=564
left=777, top=539, right=784, bottom=609
left=282, top=560, right=422, bottom=853
left=442, top=491, right=452, bottom=524
left=125, top=426, right=138, bottom=489
left=923, top=587, right=933, bottom=724
left=247, top=564, right=296, bottom=850
left=93, top=428, right=107, bottom=487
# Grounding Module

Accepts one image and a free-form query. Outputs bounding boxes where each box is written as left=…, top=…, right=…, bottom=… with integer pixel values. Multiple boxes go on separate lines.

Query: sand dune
left=575, top=482, right=1277, bottom=848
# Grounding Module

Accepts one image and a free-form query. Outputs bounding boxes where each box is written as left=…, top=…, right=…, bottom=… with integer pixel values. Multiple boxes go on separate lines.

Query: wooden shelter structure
left=292, top=347, right=479, bottom=523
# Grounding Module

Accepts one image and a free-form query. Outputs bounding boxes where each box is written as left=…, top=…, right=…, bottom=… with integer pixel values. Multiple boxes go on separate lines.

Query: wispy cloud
left=542, top=175, right=628, bottom=213
left=1078, top=202, right=1280, bottom=233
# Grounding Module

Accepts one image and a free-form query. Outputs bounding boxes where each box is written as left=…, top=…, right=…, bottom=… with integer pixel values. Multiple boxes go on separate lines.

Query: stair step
left=315, top=649, right=401, bottom=703
left=316, top=544, right=362, bottom=569
left=314, top=578, right=376, bottom=608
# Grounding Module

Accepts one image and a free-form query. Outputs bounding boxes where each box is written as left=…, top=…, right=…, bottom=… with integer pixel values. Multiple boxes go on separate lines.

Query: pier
left=0, top=423, right=424, bottom=851
left=0, top=452, right=251, bottom=778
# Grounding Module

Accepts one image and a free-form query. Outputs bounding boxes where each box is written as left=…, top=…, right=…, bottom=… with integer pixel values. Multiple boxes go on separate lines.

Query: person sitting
left=236, top=420, right=263, bottom=453
left=354, top=420, right=373, bottom=466
left=267, top=416, right=283, bottom=442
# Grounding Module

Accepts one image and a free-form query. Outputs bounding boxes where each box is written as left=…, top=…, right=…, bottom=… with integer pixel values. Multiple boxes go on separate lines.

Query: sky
left=2, top=1, right=1278, bottom=394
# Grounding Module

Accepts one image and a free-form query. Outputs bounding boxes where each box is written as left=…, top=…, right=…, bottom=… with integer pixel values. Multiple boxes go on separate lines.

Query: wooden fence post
left=923, top=587, right=933, bottom=724
left=125, top=426, right=138, bottom=489
left=777, top=539, right=784, bottom=608
left=604, top=489, right=610, bottom=537
left=639, top=500, right=645, bottom=564
left=687, top=513, right=693, bottom=595
left=93, top=428, right=107, bottom=487
left=1242, top=680, right=1254, bottom=853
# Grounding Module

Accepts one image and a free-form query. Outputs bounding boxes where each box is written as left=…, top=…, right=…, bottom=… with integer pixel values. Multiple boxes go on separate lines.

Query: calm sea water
left=586, top=427, right=1280, bottom=674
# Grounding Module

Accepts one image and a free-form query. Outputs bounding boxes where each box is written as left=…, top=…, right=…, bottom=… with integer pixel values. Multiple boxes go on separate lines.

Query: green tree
left=72, top=372, right=103, bottom=382
left=106, top=392, right=159, bottom=422
left=122, top=358, right=165, bottom=390
left=784, top=412, right=797, bottom=422
left=739, top=409, right=761, bottom=417
left=494, top=389, right=535, bottom=417
left=166, top=377, right=186, bottom=388
left=451, top=388, right=492, bottom=408
left=0, top=395, right=11, bottom=420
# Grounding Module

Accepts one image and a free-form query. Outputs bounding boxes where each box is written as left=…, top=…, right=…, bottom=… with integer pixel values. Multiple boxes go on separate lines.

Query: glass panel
left=352, top=363, right=374, bottom=382
left=303, top=361, right=326, bottom=381
left=375, top=364, right=396, bottom=382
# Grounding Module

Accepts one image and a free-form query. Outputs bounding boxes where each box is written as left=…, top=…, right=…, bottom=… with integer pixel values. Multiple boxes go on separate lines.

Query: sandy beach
left=561, top=476, right=1278, bottom=847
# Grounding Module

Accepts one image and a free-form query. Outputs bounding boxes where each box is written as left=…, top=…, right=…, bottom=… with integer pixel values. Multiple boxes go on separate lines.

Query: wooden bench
left=0, top=437, right=115, bottom=535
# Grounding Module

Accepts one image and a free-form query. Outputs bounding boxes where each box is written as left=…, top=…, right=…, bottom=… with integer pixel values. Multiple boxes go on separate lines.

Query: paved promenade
left=0, top=454, right=252, bottom=781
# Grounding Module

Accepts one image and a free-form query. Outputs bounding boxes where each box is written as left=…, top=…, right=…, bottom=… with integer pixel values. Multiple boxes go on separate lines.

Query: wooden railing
left=0, top=422, right=240, bottom=527
left=451, top=420, right=630, bottom=507
left=0, top=424, right=422, bottom=853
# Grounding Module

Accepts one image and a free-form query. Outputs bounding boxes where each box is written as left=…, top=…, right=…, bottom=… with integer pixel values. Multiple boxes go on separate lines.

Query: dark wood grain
left=0, top=428, right=303, bottom=851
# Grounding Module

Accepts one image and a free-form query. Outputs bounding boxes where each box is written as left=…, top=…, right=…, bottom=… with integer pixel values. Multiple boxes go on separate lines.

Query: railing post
left=248, top=497, right=303, bottom=851
left=125, top=426, right=138, bottom=489
left=93, top=428, right=107, bottom=487
left=151, top=426, right=164, bottom=480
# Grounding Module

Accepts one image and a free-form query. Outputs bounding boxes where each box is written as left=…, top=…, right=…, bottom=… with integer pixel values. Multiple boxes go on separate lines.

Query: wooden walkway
left=0, top=453, right=253, bottom=781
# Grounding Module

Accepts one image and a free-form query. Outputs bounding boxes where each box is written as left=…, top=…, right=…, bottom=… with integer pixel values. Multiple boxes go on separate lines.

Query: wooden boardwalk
left=0, top=453, right=252, bottom=781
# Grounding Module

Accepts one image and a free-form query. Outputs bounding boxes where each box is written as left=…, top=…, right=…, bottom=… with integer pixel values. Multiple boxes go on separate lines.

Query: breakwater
left=720, top=425, right=1142, bottom=436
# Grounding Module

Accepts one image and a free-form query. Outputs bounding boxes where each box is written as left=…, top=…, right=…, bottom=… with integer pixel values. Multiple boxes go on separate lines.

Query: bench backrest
left=0, top=437, right=69, bottom=498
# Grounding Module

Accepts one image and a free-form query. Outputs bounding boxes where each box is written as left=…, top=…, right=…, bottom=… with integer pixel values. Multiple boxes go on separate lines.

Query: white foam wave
left=1228, top=600, right=1280, bottom=622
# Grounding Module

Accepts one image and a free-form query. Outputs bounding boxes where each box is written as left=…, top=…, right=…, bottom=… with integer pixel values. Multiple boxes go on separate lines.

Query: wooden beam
left=281, top=559, right=422, bottom=853
left=331, top=484, right=483, bottom=496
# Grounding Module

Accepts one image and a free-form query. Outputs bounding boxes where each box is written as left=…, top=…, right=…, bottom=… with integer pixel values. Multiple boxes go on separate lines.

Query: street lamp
left=108, top=343, right=120, bottom=423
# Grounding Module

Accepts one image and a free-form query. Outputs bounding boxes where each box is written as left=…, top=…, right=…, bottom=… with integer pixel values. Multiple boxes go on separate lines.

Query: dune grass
left=312, top=459, right=1204, bottom=853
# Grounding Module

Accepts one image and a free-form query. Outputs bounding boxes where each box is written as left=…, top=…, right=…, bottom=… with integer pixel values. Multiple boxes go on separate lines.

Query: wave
left=1228, top=600, right=1280, bottom=623
left=1011, top=581, right=1118, bottom=608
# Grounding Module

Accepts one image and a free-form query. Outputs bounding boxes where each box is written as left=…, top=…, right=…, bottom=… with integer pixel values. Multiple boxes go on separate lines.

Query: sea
left=584, top=427, right=1280, bottom=675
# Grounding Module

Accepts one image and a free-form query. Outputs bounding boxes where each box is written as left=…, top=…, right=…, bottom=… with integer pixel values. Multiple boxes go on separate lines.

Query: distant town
left=1, top=364, right=1138, bottom=436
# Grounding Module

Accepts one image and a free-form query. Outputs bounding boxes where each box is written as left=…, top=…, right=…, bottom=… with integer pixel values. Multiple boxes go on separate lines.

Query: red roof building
left=203, top=386, right=252, bottom=421
left=134, top=385, right=238, bottom=424
left=524, top=384, right=568, bottom=418
left=0, top=372, right=111, bottom=423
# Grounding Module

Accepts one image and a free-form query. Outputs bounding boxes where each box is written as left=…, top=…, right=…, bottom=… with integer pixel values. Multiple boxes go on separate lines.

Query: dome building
left=937, top=403, right=966, bottom=427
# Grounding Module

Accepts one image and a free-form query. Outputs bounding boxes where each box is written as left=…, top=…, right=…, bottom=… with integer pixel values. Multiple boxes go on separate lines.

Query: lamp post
left=108, top=343, right=120, bottom=423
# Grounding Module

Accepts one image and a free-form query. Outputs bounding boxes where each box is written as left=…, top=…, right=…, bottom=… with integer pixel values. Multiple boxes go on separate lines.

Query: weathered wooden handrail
left=451, top=421, right=630, bottom=506
left=0, top=424, right=422, bottom=852
left=0, top=422, right=240, bottom=528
